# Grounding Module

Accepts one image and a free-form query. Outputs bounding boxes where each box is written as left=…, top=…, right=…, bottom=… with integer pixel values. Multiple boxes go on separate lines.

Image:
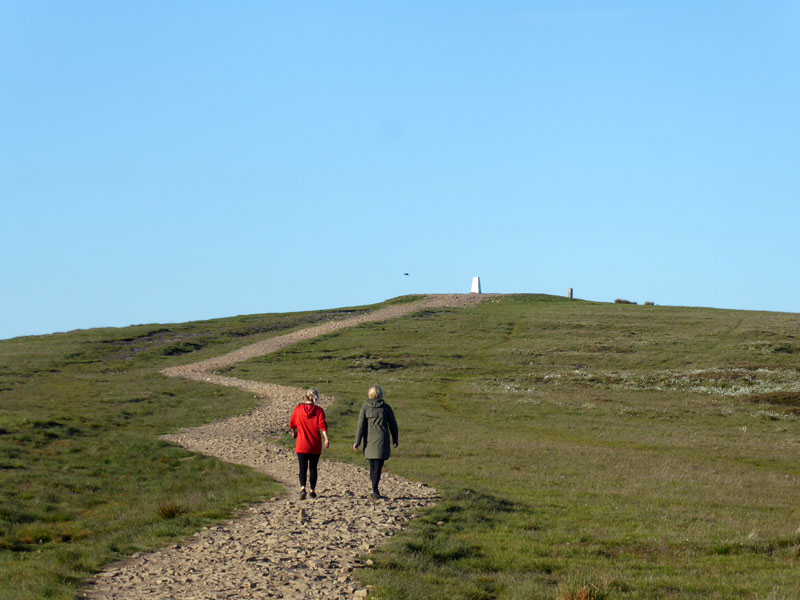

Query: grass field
left=3, top=294, right=800, bottom=599
left=224, top=294, right=800, bottom=599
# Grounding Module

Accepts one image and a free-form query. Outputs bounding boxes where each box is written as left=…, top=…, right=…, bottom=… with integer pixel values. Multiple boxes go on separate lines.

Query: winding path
left=82, top=294, right=488, bottom=599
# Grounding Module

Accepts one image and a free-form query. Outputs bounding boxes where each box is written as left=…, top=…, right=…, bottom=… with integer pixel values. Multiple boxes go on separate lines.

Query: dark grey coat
left=354, top=397, right=398, bottom=460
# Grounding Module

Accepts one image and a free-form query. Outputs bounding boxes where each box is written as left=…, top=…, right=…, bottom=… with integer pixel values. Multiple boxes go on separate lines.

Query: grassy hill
left=2, top=295, right=800, bottom=599
left=223, top=294, right=800, bottom=599
left=0, top=302, right=381, bottom=599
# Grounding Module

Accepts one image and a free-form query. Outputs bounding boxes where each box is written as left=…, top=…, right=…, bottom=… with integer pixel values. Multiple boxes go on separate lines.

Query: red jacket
left=289, top=403, right=328, bottom=454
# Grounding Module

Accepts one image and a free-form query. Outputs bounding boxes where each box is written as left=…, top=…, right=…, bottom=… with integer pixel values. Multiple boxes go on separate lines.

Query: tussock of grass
left=157, top=501, right=187, bottom=520
left=557, top=580, right=610, bottom=600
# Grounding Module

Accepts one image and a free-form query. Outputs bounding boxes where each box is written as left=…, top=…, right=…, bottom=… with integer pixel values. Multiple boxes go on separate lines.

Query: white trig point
left=470, top=276, right=481, bottom=294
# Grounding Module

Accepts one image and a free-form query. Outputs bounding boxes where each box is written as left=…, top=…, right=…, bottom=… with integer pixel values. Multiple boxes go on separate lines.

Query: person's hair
left=368, top=384, right=383, bottom=400
left=304, top=388, right=319, bottom=403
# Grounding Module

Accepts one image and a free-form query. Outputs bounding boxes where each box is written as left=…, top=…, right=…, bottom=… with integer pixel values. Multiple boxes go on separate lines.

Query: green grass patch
left=227, top=294, right=800, bottom=599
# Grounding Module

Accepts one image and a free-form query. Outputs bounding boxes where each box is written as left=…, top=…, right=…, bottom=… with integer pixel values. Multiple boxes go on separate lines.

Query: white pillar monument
left=470, top=276, right=481, bottom=294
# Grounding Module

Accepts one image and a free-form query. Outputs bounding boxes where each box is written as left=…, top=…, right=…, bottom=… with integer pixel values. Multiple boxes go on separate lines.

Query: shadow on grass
left=359, top=488, right=530, bottom=599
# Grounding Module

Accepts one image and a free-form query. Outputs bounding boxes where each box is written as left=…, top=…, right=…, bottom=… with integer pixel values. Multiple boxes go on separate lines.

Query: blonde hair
left=368, top=384, right=383, bottom=400
left=304, top=388, right=319, bottom=403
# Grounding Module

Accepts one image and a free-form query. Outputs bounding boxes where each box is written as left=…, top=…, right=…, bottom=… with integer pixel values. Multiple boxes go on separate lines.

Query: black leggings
left=368, top=458, right=385, bottom=492
left=297, top=453, right=320, bottom=489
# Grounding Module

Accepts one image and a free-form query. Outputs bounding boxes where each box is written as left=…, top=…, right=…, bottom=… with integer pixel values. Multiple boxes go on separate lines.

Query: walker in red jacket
left=289, top=388, right=329, bottom=499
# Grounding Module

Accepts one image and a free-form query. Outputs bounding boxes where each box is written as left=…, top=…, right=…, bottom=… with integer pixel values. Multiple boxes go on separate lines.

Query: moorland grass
left=225, top=295, right=800, bottom=599
left=0, top=300, right=409, bottom=600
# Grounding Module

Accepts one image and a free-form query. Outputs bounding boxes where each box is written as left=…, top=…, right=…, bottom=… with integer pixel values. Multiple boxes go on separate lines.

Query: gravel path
left=82, top=294, right=490, bottom=599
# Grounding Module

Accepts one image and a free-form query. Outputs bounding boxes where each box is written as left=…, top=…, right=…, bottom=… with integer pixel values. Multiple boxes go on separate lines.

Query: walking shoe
left=309, top=491, right=317, bottom=499
left=299, top=489, right=307, bottom=500
left=370, top=490, right=382, bottom=500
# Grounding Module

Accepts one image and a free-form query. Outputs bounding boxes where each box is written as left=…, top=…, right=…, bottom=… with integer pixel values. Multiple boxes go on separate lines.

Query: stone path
left=81, top=294, right=490, bottom=599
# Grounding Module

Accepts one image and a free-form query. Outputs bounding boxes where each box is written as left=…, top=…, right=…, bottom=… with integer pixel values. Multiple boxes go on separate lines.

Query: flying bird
left=404, top=272, right=410, bottom=276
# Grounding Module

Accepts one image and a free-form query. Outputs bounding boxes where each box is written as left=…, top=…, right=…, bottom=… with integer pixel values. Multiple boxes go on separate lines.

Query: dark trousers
left=368, top=458, right=385, bottom=492
left=297, top=453, right=320, bottom=489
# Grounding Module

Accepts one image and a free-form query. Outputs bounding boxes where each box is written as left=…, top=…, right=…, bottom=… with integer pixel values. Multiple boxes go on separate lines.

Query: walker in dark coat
left=354, top=397, right=398, bottom=460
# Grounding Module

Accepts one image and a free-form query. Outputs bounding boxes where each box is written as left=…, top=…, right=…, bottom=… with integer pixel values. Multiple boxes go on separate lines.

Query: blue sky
left=2, top=2, right=798, bottom=339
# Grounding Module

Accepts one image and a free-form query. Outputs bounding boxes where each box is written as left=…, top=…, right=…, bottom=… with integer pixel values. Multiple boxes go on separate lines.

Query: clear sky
left=2, top=1, right=798, bottom=340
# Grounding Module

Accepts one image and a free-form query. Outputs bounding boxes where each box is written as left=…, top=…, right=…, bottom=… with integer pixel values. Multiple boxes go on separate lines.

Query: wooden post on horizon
left=568, top=288, right=573, bottom=299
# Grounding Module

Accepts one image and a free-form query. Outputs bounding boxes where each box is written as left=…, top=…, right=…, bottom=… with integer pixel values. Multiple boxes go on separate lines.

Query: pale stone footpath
left=81, top=294, right=491, bottom=600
